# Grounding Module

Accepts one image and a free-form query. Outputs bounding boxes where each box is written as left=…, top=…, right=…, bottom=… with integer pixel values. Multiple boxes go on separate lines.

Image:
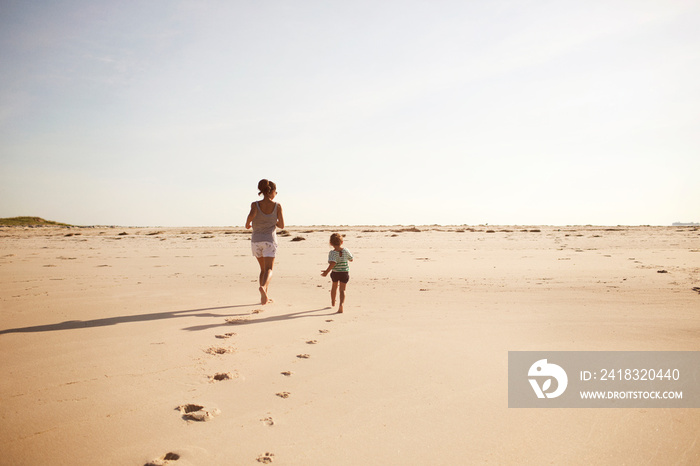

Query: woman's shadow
left=0, top=303, right=262, bottom=335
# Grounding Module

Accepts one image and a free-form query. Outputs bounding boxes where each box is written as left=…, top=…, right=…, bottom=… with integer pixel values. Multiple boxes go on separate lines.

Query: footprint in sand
left=177, top=404, right=220, bottom=422
left=210, top=372, right=233, bottom=382
left=144, top=452, right=180, bottom=466
left=306, top=340, right=318, bottom=345
left=257, top=452, right=275, bottom=463
left=261, top=416, right=275, bottom=426
left=281, top=371, right=293, bottom=376
left=296, top=354, right=310, bottom=359
left=205, top=346, right=234, bottom=355
left=325, top=319, right=334, bottom=322
left=276, top=392, right=290, bottom=399
left=215, top=332, right=236, bottom=339
left=319, top=329, right=330, bottom=334
left=225, top=317, right=249, bottom=325
left=252, top=308, right=264, bottom=314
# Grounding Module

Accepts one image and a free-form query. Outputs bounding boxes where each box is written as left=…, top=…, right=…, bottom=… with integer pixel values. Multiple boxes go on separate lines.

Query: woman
left=245, top=179, right=284, bottom=304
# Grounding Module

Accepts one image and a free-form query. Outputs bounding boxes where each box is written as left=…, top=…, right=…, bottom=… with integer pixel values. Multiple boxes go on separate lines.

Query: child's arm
left=245, top=202, right=256, bottom=229
left=321, top=261, right=336, bottom=277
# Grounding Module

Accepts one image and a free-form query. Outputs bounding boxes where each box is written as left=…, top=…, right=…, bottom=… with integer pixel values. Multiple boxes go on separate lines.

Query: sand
left=1, top=225, right=699, bottom=465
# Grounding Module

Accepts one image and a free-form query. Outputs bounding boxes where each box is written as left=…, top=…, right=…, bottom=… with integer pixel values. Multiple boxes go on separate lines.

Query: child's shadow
left=181, top=307, right=335, bottom=332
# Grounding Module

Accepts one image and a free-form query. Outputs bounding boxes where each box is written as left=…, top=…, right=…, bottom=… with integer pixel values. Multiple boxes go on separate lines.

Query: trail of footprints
left=146, top=310, right=336, bottom=465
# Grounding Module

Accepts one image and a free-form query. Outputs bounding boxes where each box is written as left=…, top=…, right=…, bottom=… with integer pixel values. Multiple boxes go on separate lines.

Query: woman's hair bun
left=258, top=179, right=276, bottom=196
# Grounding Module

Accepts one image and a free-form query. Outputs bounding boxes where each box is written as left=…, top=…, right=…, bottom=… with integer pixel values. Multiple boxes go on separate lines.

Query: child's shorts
left=251, top=241, right=277, bottom=258
left=330, top=271, right=349, bottom=283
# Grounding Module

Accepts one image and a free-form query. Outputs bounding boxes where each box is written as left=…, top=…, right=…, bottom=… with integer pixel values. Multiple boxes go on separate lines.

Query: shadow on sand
left=0, top=305, right=337, bottom=335
left=181, top=307, right=337, bottom=332
left=0, top=304, right=257, bottom=335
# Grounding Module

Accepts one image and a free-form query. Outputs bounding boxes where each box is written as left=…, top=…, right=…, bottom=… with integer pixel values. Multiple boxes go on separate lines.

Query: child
left=321, top=233, right=354, bottom=313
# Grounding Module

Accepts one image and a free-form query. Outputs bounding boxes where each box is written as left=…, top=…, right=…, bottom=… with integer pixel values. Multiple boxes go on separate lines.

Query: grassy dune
left=0, top=217, right=71, bottom=226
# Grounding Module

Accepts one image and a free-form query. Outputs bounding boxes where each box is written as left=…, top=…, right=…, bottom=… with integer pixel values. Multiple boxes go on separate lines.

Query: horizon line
left=3, top=223, right=697, bottom=229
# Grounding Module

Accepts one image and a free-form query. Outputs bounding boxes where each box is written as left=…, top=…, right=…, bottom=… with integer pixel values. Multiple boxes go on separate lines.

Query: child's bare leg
left=337, top=282, right=347, bottom=313
left=330, top=281, right=338, bottom=307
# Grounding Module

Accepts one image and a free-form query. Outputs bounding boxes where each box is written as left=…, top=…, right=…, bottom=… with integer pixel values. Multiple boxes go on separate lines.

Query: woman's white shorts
left=251, top=241, right=277, bottom=258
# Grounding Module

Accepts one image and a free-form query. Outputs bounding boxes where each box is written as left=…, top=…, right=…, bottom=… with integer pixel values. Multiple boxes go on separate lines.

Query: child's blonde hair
left=330, top=233, right=344, bottom=256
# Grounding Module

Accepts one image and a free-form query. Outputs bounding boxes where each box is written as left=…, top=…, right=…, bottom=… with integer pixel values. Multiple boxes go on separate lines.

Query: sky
left=1, top=0, right=698, bottom=227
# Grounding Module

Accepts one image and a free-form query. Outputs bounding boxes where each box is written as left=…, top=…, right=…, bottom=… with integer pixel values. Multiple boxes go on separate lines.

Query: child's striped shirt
left=328, top=248, right=353, bottom=272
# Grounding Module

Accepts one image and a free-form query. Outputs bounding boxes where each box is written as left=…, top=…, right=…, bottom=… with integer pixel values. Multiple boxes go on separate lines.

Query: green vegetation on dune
left=0, top=217, right=71, bottom=226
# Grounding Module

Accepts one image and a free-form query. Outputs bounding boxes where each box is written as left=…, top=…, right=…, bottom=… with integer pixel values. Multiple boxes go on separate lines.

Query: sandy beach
left=1, top=225, right=699, bottom=465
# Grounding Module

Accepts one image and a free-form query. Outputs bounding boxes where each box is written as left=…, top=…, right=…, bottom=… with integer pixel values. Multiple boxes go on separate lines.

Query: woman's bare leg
left=256, top=257, right=275, bottom=304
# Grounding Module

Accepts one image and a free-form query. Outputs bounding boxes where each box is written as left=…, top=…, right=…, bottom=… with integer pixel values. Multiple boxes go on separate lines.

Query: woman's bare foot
left=336, top=305, right=343, bottom=314
left=259, top=286, right=269, bottom=305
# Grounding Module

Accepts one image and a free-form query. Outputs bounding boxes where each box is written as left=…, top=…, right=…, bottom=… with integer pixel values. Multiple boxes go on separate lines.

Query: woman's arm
left=245, top=202, right=257, bottom=229
left=276, top=203, right=285, bottom=229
